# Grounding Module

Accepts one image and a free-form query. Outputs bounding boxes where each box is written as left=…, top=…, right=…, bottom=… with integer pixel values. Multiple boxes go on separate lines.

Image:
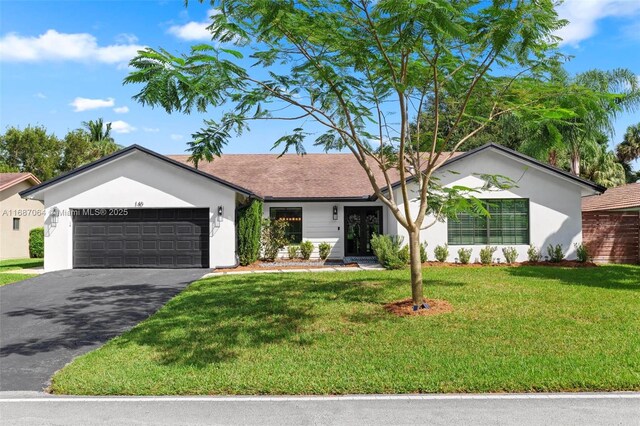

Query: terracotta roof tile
left=0, top=173, right=40, bottom=191
left=582, top=183, right=640, bottom=212
left=168, top=153, right=461, bottom=199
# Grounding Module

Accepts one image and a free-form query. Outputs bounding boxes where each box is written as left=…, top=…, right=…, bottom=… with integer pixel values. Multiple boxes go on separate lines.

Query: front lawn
left=0, top=258, right=43, bottom=272
left=0, top=273, right=37, bottom=287
left=51, top=265, right=640, bottom=395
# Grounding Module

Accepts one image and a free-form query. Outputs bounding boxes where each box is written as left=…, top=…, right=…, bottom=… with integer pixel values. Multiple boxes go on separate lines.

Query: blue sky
left=1, top=0, right=639, bottom=157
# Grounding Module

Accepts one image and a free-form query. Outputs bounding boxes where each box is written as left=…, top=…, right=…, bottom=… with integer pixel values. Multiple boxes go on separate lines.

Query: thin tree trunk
left=570, top=152, right=580, bottom=176
left=408, top=228, right=424, bottom=308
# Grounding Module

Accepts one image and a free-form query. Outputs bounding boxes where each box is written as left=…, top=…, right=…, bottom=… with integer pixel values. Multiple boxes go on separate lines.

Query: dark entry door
left=73, top=208, right=210, bottom=268
left=344, top=206, right=383, bottom=256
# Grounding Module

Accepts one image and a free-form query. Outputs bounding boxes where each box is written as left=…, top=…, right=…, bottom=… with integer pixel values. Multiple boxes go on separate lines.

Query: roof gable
left=19, top=145, right=257, bottom=200
left=0, top=173, right=40, bottom=191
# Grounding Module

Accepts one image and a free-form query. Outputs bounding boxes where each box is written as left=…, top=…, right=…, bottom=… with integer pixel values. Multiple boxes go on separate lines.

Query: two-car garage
left=72, top=208, right=210, bottom=268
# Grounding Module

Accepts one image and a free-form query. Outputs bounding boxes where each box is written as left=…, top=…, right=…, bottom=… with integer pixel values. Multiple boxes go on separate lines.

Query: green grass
left=0, top=272, right=37, bottom=286
left=0, top=258, right=43, bottom=272
left=50, top=265, right=640, bottom=395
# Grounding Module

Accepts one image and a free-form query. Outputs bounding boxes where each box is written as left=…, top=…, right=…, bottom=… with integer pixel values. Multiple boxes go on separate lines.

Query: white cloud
left=0, top=29, right=145, bottom=65
left=170, top=134, right=183, bottom=141
left=167, top=9, right=219, bottom=41
left=143, top=127, right=160, bottom=133
left=33, top=92, right=46, bottom=99
left=555, top=0, right=640, bottom=47
left=69, top=97, right=115, bottom=112
left=115, top=33, right=138, bottom=44
left=113, top=106, right=129, bottom=114
left=109, top=120, right=136, bottom=134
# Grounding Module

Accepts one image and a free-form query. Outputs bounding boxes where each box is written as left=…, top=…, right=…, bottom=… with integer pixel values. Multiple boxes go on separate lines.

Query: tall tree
left=616, top=123, right=640, bottom=183
left=60, top=129, right=95, bottom=171
left=0, top=125, right=62, bottom=180
left=126, top=0, right=565, bottom=308
left=82, top=118, right=120, bottom=157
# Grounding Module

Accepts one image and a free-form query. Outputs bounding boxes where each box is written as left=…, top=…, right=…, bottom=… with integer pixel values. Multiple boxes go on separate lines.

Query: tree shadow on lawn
left=0, top=258, right=43, bottom=271
left=115, top=273, right=467, bottom=368
left=505, top=265, right=640, bottom=291
left=1, top=283, right=190, bottom=358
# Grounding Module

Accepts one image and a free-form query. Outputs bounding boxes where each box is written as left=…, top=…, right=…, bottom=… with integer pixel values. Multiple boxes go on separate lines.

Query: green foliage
left=434, top=244, right=449, bottom=263
left=575, top=243, right=590, bottom=263
left=287, top=245, right=299, bottom=260
left=318, top=242, right=331, bottom=260
left=370, top=234, right=406, bottom=270
left=260, top=218, right=289, bottom=261
left=527, top=245, right=542, bottom=262
left=398, top=245, right=410, bottom=265
left=457, top=248, right=472, bottom=265
left=502, top=247, right=518, bottom=264
left=29, top=227, right=44, bottom=258
left=479, top=246, right=497, bottom=265
left=237, top=200, right=263, bottom=266
left=299, top=241, right=314, bottom=260
left=420, top=242, right=428, bottom=263
left=0, top=125, right=62, bottom=180
left=547, top=244, right=565, bottom=263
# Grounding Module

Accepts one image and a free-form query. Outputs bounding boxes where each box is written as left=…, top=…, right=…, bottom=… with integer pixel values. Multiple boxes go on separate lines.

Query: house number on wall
left=135, top=201, right=144, bottom=207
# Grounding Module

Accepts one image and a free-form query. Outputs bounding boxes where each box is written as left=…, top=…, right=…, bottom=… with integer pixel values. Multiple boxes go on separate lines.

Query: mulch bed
left=384, top=298, right=453, bottom=317
left=229, top=259, right=348, bottom=272
left=421, top=260, right=597, bottom=268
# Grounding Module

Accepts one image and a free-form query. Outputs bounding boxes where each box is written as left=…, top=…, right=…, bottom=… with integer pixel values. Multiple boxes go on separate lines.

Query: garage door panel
left=73, top=208, right=209, bottom=268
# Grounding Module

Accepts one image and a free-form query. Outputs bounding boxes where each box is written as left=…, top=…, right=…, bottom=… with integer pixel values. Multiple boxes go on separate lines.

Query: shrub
left=434, top=244, right=449, bottom=262
left=527, top=245, right=541, bottom=262
left=547, top=244, right=565, bottom=263
left=237, top=200, right=263, bottom=265
left=420, top=242, right=428, bottom=263
left=299, top=240, right=314, bottom=260
left=575, top=243, right=590, bottom=263
left=502, top=247, right=518, bottom=264
left=479, top=246, right=497, bottom=265
left=318, top=242, right=331, bottom=260
left=398, top=245, right=410, bottom=264
left=287, top=245, right=299, bottom=259
left=370, top=234, right=406, bottom=270
left=457, top=247, right=472, bottom=264
left=29, top=227, right=44, bottom=258
left=260, top=218, right=289, bottom=261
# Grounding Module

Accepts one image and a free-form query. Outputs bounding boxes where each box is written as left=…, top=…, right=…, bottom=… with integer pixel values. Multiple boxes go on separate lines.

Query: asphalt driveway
left=0, top=269, right=206, bottom=392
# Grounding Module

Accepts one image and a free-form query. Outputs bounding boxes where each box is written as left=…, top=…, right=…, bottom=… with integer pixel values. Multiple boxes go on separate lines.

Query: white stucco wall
left=32, top=151, right=238, bottom=271
left=263, top=201, right=387, bottom=259
left=390, top=149, right=589, bottom=262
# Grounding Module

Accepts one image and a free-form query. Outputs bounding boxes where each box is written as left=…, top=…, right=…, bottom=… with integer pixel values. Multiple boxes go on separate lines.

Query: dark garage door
left=73, top=208, right=210, bottom=268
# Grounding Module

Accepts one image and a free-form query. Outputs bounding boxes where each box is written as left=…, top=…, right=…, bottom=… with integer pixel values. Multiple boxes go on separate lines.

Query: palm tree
left=616, top=123, right=640, bottom=183
left=81, top=118, right=120, bottom=157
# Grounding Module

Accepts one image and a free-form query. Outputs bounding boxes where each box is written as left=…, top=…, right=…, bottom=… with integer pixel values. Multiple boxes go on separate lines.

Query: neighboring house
left=582, top=183, right=640, bottom=264
left=20, top=143, right=604, bottom=272
left=0, top=173, right=43, bottom=260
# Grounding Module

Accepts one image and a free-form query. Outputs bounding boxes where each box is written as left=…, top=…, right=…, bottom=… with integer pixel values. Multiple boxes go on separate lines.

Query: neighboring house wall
left=263, top=201, right=388, bottom=259
left=582, top=210, right=640, bottom=264
left=390, top=149, right=585, bottom=262
left=0, top=181, right=44, bottom=259
left=37, top=151, right=238, bottom=272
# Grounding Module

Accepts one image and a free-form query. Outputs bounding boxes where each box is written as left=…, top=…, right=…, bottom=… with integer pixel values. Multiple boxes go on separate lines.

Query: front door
left=344, top=207, right=383, bottom=256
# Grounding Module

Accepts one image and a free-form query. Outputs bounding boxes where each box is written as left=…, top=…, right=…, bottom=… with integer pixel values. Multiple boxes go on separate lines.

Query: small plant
left=287, top=245, right=299, bottom=259
left=502, top=247, right=518, bottom=264
left=299, top=240, right=314, bottom=260
left=434, top=244, right=449, bottom=262
left=29, top=227, right=44, bottom=258
left=457, top=247, right=472, bottom=264
left=547, top=244, right=565, bottom=263
left=575, top=243, right=590, bottom=263
left=527, top=245, right=541, bottom=262
left=420, top=241, right=428, bottom=263
left=237, top=199, right=263, bottom=266
left=398, top=245, right=410, bottom=264
left=318, top=242, right=331, bottom=260
left=479, top=246, right=497, bottom=265
left=370, top=234, right=406, bottom=270
left=260, top=218, right=289, bottom=261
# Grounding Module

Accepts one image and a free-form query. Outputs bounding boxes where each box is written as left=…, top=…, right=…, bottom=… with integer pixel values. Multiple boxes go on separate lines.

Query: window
left=447, top=199, right=529, bottom=245
left=270, top=207, right=303, bottom=244
left=12, top=218, right=20, bottom=231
